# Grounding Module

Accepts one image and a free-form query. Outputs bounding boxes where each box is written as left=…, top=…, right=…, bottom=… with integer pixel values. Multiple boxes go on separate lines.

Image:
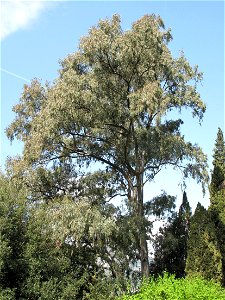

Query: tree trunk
left=140, top=234, right=149, bottom=279
left=136, top=173, right=150, bottom=279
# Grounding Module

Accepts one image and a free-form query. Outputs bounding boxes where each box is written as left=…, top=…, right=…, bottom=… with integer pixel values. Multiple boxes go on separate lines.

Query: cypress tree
left=209, top=128, right=225, bottom=285
left=185, top=202, right=223, bottom=283
left=152, top=192, right=191, bottom=278
left=178, top=191, right=191, bottom=234
left=210, top=128, right=225, bottom=201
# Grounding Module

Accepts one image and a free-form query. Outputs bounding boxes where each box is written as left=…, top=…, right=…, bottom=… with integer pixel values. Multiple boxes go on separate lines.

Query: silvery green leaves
left=6, top=14, right=208, bottom=278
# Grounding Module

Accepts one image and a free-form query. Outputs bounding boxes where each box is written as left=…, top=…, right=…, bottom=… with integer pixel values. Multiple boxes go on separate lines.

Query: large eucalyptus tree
left=7, top=14, right=208, bottom=278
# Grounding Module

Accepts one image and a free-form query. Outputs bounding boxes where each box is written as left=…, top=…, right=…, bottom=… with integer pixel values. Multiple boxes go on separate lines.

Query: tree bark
left=136, top=173, right=150, bottom=279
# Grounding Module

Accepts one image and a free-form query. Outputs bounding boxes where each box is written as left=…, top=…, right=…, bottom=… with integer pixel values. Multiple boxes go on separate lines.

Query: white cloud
left=1, top=0, right=47, bottom=40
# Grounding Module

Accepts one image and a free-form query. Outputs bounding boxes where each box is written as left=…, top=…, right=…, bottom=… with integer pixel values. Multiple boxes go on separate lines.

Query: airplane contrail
left=1, top=68, right=31, bottom=83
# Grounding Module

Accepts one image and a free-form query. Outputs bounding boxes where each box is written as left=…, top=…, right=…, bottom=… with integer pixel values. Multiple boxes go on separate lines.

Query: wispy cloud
left=1, top=0, right=47, bottom=40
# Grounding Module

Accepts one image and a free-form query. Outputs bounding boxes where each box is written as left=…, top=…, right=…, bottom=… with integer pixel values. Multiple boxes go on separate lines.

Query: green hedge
left=119, top=274, right=225, bottom=300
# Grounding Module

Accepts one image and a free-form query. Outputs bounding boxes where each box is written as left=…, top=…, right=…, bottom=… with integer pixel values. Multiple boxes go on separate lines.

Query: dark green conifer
left=209, top=128, right=225, bottom=285
left=185, top=202, right=223, bottom=283
left=210, top=128, right=225, bottom=200
left=152, top=192, right=191, bottom=278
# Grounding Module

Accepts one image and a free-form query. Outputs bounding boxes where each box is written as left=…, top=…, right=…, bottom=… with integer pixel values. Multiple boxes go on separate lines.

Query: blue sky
left=1, top=1, right=224, bottom=210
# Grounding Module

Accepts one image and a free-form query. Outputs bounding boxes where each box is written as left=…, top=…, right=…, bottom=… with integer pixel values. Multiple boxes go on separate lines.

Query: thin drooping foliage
left=6, top=14, right=208, bottom=279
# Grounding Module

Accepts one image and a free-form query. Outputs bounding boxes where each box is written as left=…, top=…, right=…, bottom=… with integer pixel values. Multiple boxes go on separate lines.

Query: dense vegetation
left=119, top=273, right=225, bottom=300
left=185, top=128, right=225, bottom=285
left=1, top=14, right=224, bottom=299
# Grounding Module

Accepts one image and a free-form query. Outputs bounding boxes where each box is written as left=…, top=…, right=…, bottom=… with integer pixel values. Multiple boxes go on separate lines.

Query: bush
left=119, top=273, right=225, bottom=300
left=0, top=289, right=15, bottom=300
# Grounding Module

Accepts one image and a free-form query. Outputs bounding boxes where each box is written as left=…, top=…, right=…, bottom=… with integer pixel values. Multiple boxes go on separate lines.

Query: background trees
left=151, top=191, right=191, bottom=278
left=0, top=173, right=132, bottom=299
left=6, top=14, right=208, bottom=278
left=185, top=128, right=225, bottom=285
left=185, top=202, right=223, bottom=283
left=0, top=174, right=27, bottom=299
left=209, top=128, right=225, bottom=284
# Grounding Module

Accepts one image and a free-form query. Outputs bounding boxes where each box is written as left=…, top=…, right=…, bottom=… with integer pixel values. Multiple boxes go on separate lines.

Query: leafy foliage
left=119, top=273, right=225, bottom=300
left=0, top=171, right=135, bottom=299
left=144, top=192, right=176, bottom=218
left=0, top=174, right=27, bottom=298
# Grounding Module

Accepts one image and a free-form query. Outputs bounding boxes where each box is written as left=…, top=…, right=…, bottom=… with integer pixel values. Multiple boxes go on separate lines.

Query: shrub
left=119, top=273, right=225, bottom=300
